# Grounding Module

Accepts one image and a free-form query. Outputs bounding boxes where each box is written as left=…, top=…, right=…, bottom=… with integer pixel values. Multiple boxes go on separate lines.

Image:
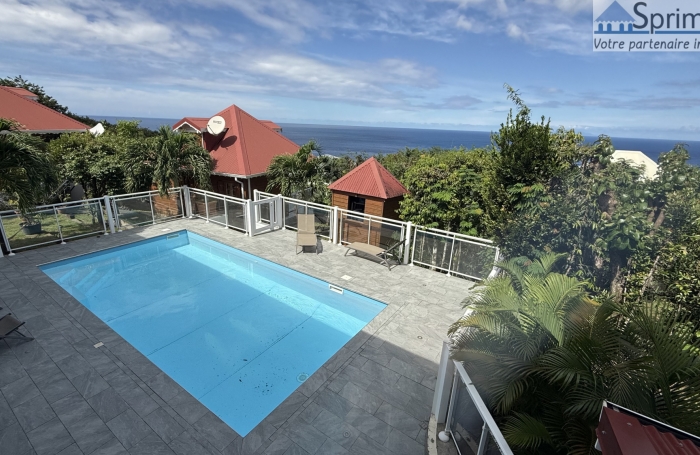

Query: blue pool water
left=40, top=231, right=385, bottom=436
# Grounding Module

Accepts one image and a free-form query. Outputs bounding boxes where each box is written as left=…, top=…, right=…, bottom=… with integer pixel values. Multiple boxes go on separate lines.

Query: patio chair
left=0, top=314, right=34, bottom=342
left=296, top=214, right=318, bottom=254
left=344, top=241, right=402, bottom=270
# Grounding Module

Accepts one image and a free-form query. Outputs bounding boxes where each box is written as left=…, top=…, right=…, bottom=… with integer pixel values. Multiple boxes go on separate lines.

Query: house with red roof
left=172, top=105, right=296, bottom=199
left=0, top=86, right=88, bottom=133
left=328, top=157, right=408, bottom=220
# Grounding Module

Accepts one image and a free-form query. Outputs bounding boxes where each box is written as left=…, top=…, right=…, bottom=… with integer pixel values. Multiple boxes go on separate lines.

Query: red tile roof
left=0, top=87, right=88, bottom=133
left=172, top=117, right=208, bottom=132
left=201, top=105, right=299, bottom=177
left=597, top=403, right=700, bottom=455
left=3, top=87, right=39, bottom=100
left=328, top=157, right=407, bottom=199
left=259, top=120, right=282, bottom=132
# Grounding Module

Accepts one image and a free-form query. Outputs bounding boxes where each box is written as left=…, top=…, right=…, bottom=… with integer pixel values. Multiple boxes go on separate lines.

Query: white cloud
left=506, top=23, right=525, bottom=39
left=0, top=0, right=194, bottom=56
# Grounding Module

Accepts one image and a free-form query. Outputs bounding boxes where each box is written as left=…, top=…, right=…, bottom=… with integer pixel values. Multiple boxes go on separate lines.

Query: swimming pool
left=41, top=231, right=385, bottom=436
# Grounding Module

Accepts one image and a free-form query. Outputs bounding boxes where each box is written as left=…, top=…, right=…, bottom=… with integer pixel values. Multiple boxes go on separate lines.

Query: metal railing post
left=104, top=196, right=116, bottom=234
left=148, top=194, right=156, bottom=225
left=96, top=201, right=108, bottom=235
left=53, top=207, right=66, bottom=244
left=112, top=199, right=123, bottom=232
left=224, top=197, right=229, bottom=229
left=410, top=227, right=418, bottom=266
left=446, top=237, right=456, bottom=277
left=332, top=206, right=338, bottom=244
left=403, top=222, right=412, bottom=265
left=254, top=189, right=259, bottom=201
left=0, top=216, right=13, bottom=256
left=476, top=423, right=491, bottom=455
left=204, top=194, right=210, bottom=222
left=245, top=199, right=253, bottom=236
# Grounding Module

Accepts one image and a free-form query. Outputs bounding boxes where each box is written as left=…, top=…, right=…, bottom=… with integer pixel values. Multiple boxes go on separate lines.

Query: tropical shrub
left=449, top=254, right=700, bottom=455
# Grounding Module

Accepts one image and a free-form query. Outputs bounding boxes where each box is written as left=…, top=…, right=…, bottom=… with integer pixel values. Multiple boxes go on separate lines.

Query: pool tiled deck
left=0, top=219, right=474, bottom=455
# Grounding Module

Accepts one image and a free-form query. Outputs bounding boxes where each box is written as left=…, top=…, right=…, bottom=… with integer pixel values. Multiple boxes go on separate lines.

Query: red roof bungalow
left=328, top=157, right=407, bottom=220
left=173, top=105, right=297, bottom=199
left=596, top=402, right=700, bottom=455
left=0, top=86, right=88, bottom=133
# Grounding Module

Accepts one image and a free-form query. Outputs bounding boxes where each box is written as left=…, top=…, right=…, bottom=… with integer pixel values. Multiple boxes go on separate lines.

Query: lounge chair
left=296, top=214, right=318, bottom=254
left=344, top=241, right=402, bottom=270
left=0, top=314, right=34, bottom=341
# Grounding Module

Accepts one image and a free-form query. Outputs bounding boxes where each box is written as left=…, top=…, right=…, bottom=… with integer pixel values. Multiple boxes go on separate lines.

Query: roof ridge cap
left=368, top=158, right=388, bottom=199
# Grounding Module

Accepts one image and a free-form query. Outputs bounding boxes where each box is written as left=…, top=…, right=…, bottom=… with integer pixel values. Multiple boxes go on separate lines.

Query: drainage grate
left=328, top=284, right=344, bottom=294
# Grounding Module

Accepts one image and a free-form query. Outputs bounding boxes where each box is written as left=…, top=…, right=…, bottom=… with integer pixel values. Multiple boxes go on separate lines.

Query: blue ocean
left=93, top=116, right=700, bottom=165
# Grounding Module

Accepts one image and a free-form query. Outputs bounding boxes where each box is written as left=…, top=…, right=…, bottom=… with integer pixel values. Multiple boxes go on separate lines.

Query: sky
left=0, top=0, right=699, bottom=140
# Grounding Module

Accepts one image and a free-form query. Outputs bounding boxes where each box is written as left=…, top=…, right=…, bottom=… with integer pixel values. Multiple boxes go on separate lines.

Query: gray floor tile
left=313, top=389, right=354, bottom=420
left=317, top=438, right=348, bottom=455
left=143, top=408, right=185, bottom=444
left=35, top=371, right=77, bottom=404
left=91, top=437, right=129, bottom=455
left=128, top=433, right=175, bottom=455
left=311, top=409, right=359, bottom=450
left=88, top=387, right=130, bottom=423
left=350, top=434, right=395, bottom=455
left=70, top=369, right=110, bottom=399
left=56, top=443, right=83, bottom=455
left=383, top=428, right=423, bottom=455
left=106, top=409, right=153, bottom=450
left=13, top=394, right=56, bottom=433
left=168, top=391, right=207, bottom=425
left=285, top=422, right=327, bottom=454
left=344, top=408, right=391, bottom=445
left=168, top=431, right=213, bottom=455
left=67, top=413, right=115, bottom=454
left=192, top=412, right=238, bottom=452
left=1, top=375, right=41, bottom=409
left=261, top=435, right=293, bottom=455
left=56, top=354, right=93, bottom=380
left=0, top=357, right=27, bottom=388
left=338, top=382, right=382, bottom=415
left=26, top=417, right=74, bottom=455
left=145, top=373, right=181, bottom=403
left=0, top=423, right=33, bottom=455
left=0, top=393, right=17, bottom=432
left=282, top=443, right=309, bottom=455
left=374, top=402, right=422, bottom=439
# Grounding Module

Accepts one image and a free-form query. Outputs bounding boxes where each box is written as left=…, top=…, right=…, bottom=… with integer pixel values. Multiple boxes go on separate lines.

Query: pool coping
left=0, top=218, right=475, bottom=455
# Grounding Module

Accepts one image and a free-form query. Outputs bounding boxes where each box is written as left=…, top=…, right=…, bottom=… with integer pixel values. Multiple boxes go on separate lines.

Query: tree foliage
left=0, top=119, right=57, bottom=213
left=266, top=140, right=356, bottom=204
left=450, top=255, right=700, bottom=455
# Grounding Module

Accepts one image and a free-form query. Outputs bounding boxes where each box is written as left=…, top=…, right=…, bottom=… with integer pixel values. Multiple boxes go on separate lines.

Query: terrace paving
left=0, top=219, right=474, bottom=455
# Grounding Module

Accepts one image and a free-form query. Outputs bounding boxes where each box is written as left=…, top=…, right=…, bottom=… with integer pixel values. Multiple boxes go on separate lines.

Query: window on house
left=349, top=196, right=366, bottom=213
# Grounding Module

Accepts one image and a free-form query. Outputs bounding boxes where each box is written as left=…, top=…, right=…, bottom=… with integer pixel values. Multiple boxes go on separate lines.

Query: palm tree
left=0, top=118, right=56, bottom=213
left=123, top=126, right=212, bottom=196
left=266, top=140, right=321, bottom=199
left=449, top=254, right=700, bottom=455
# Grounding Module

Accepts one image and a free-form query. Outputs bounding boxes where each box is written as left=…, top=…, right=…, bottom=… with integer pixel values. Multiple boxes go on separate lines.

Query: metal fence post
left=403, top=222, right=412, bottom=265
left=332, top=206, right=339, bottom=244
left=432, top=341, right=455, bottom=423
left=104, top=196, right=116, bottom=234
left=254, top=189, right=259, bottom=201
left=224, top=197, right=229, bottom=229
left=477, top=423, right=491, bottom=455
left=53, top=207, right=66, bottom=245
left=0, top=216, right=13, bottom=256
left=204, top=194, right=210, bottom=222
left=446, top=237, right=456, bottom=277
left=148, top=194, right=156, bottom=225
left=410, top=227, right=418, bottom=266
left=245, top=199, right=253, bottom=236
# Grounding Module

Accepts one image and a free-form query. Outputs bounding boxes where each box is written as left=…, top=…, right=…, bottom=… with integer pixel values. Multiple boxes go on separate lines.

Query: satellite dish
left=206, top=116, right=226, bottom=135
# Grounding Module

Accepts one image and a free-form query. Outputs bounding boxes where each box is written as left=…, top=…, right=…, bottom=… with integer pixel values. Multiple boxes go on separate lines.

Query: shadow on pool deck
left=0, top=219, right=475, bottom=455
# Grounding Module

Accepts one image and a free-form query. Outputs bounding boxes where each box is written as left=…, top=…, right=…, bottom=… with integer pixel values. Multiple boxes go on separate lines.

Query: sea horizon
left=90, top=115, right=700, bottom=165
